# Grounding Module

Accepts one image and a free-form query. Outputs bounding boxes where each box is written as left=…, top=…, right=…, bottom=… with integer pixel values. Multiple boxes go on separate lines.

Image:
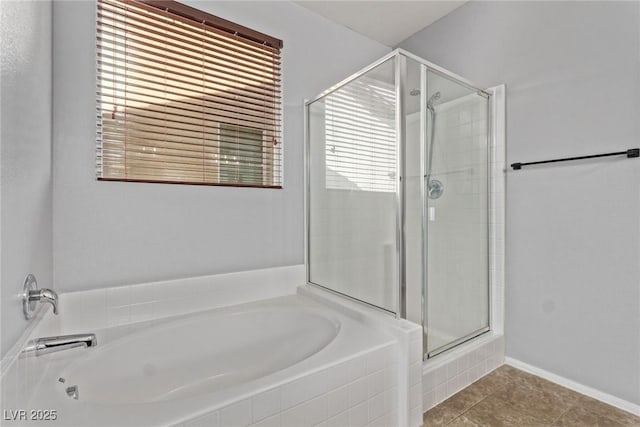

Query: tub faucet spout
left=23, top=334, right=97, bottom=357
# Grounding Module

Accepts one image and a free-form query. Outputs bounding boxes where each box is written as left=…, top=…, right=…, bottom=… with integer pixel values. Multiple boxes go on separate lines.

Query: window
left=219, top=124, right=269, bottom=185
left=96, top=0, right=282, bottom=188
left=324, top=74, right=396, bottom=192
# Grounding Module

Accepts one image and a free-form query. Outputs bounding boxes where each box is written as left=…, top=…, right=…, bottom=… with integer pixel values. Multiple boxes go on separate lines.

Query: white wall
left=52, top=1, right=390, bottom=292
left=0, top=0, right=53, bottom=358
left=399, top=1, right=640, bottom=405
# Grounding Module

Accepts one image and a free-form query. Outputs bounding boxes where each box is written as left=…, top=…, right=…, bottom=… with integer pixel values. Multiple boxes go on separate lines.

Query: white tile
left=366, top=370, right=384, bottom=398
left=446, top=361, right=457, bottom=380
left=409, top=339, right=422, bottom=363
left=465, top=354, right=474, bottom=371
left=447, top=377, right=460, bottom=397
left=220, top=399, right=252, bottom=427
left=253, top=388, right=281, bottom=422
left=326, top=361, right=352, bottom=391
left=129, top=302, right=153, bottom=323
left=409, top=383, right=421, bottom=410
left=281, top=370, right=328, bottom=410
left=364, top=349, right=386, bottom=375
left=409, top=405, right=422, bottom=427
left=423, top=371, right=434, bottom=393
left=457, top=355, right=469, bottom=374
left=497, top=337, right=505, bottom=358
left=252, top=414, right=280, bottom=427
left=457, top=372, right=468, bottom=391
left=481, top=360, right=490, bottom=376
left=488, top=355, right=500, bottom=372
left=469, top=364, right=481, bottom=383
left=464, top=370, right=472, bottom=387
left=368, top=414, right=392, bottom=427
left=106, top=286, right=131, bottom=308
left=423, top=389, right=435, bottom=411
left=349, top=401, right=368, bottom=427
left=434, top=384, right=447, bottom=404
left=383, top=365, right=397, bottom=391
left=459, top=109, right=472, bottom=124
left=152, top=297, right=192, bottom=319
left=327, top=385, right=349, bottom=418
left=383, top=387, right=397, bottom=415
left=383, top=345, right=396, bottom=366
left=407, top=327, right=422, bottom=342
left=185, top=411, right=219, bottom=427
left=80, top=288, right=107, bottom=327
left=408, top=361, right=421, bottom=387
left=281, top=396, right=327, bottom=427
left=106, top=304, right=130, bottom=327
left=325, top=411, right=349, bottom=427
left=432, top=365, right=446, bottom=386
left=347, top=356, right=368, bottom=383
left=472, top=349, right=483, bottom=366
left=348, top=376, right=369, bottom=407
left=367, top=393, right=385, bottom=422
left=129, top=282, right=157, bottom=305
left=152, top=280, right=185, bottom=301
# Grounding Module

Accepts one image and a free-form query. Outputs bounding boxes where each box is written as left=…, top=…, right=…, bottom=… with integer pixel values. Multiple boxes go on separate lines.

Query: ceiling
left=295, top=1, right=466, bottom=47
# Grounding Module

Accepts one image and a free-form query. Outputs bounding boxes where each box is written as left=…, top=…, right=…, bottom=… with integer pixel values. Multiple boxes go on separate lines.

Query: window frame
left=96, top=0, right=283, bottom=189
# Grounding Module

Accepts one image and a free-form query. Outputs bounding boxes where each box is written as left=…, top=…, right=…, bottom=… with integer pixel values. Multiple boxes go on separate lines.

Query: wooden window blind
left=96, top=0, right=283, bottom=188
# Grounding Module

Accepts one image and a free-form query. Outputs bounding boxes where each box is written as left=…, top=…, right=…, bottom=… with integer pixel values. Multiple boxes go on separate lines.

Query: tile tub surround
left=299, top=285, right=424, bottom=427
left=182, top=343, right=399, bottom=427
left=0, top=265, right=301, bottom=419
left=422, top=365, right=640, bottom=426
left=3, top=296, right=402, bottom=426
left=1, top=268, right=423, bottom=426
left=28, top=265, right=305, bottom=338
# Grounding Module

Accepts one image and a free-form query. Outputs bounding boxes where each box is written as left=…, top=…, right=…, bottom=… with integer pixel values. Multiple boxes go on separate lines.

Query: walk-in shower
left=305, top=49, right=494, bottom=360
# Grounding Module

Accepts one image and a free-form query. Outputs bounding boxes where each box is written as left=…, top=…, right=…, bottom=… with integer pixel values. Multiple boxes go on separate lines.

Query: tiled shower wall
left=489, top=85, right=506, bottom=336
left=425, top=93, right=491, bottom=348
left=423, top=335, right=504, bottom=410
left=422, top=85, right=506, bottom=412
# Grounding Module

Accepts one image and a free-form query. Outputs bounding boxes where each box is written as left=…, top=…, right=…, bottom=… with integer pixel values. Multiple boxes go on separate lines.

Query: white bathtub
left=62, top=307, right=339, bottom=405
left=22, top=295, right=401, bottom=426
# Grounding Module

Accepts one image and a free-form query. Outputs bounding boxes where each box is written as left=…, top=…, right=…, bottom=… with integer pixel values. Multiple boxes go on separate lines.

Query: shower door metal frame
left=304, top=51, right=402, bottom=317
left=422, top=65, right=493, bottom=359
left=304, top=49, right=493, bottom=329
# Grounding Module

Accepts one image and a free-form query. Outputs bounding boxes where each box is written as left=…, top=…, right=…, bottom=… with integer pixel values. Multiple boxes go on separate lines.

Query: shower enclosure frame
left=304, top=49, right=493, bottom=357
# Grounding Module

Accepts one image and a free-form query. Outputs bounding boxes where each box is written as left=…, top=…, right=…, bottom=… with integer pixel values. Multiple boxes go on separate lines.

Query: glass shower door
left=306, top=57, right=399, bottom=313
left=424, top=69, right=490, bottom=357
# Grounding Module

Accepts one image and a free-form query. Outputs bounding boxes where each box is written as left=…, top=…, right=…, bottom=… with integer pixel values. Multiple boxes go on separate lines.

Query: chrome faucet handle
left=29, top=288, right=59, bottom=315
left=22, top=274, right=59, bottom=319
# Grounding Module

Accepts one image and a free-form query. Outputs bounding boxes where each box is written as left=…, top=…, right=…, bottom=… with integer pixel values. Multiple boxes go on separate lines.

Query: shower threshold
left=425, top=326, right=491, bottom=359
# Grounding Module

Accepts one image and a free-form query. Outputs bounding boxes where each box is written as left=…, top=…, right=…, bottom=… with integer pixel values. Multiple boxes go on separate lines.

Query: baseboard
left=505, top=357, right=640, bottom=416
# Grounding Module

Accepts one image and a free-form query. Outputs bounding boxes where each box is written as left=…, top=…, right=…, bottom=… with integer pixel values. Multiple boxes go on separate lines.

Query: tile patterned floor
left=423, top=365, right=640, bottom=426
